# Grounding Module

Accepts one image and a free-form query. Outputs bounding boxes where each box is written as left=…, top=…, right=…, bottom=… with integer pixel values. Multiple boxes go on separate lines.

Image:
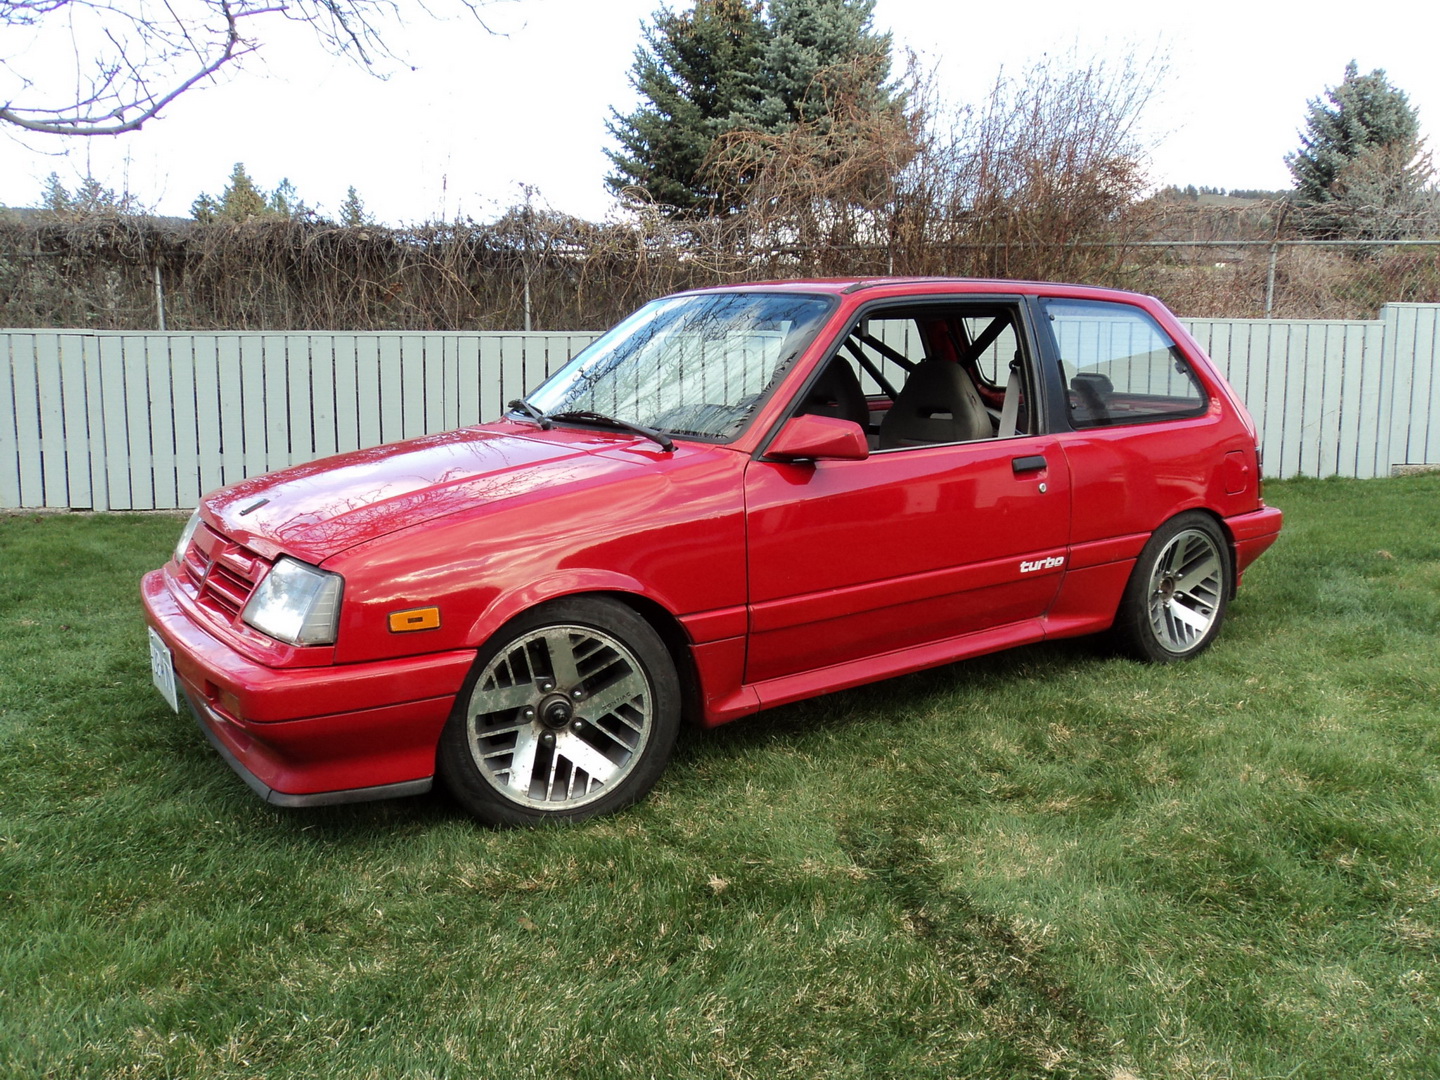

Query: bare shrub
left=886, top=53, right=1164, bottom=284
left=0, top=212, right=734, bottom=332
left=1149, top=262, right=1273, bottom=320
left=698, top=51, right=1167, bottom=286
left=701, top=53, right=920, bottom=270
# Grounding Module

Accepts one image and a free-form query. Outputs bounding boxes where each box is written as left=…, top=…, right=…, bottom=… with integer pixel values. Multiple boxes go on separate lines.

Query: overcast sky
left=2, top=0, right=1436, bottom=224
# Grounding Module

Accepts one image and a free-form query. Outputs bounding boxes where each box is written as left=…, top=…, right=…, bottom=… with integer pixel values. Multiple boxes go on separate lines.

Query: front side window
left=794, top=303, right=1035, bottom=450
left=527, top=292, right=834, bottom=440
left=1041, top=299, right=1206, bottom=428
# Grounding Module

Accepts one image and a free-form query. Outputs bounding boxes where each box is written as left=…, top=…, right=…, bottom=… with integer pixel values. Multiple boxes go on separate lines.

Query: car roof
left=678, top=277, right=1160, bottom=305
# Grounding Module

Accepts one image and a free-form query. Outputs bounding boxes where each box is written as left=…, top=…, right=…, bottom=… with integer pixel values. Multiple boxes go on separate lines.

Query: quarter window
left=1042, top=299, right=1206, bottom=428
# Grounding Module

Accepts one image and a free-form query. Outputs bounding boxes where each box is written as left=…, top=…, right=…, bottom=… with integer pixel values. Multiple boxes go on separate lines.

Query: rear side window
left=1042, top=299, right=1206, bottom=428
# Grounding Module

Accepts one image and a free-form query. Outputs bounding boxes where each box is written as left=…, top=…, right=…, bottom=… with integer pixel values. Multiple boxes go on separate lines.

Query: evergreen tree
left=190, top=164, right=312, bottom=224
left=1287, top=62, right=1435, bottom=238
left=39, top=171, right=144, bottom=215
left=42, top=172, right=72, bottom=213
left=606, top=0, right=769, bottom=214
left=218, top=162, right=270, bottom=222
left=269, top=178, right=310, bottom=219
left=747, top=0, right=893, bottom=129
left=191, top=193, right=220, bottom=224
left=606, top=0, right=900, bottom=216
left=338, top=186, right=373, bottom=226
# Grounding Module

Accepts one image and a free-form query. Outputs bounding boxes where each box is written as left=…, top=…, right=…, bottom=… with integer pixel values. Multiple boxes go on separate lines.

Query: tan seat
left=878, top=359, right=992, bottom=449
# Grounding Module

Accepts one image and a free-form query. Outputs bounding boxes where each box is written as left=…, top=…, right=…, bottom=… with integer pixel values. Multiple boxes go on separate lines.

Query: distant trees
left=1287, top=61, right=1437, bottom=238
left=606, top=0, right=903, bottom=216
left=338, top=186, right=373, bottom=227
left=1158, top=186, right=1289, bottom=202
left=192, top=164, right=272, bottom=223
left=187, top=165, right=364, bottom=223
left=40, top=172, right=146, bottom=215
left=27, top=164, right=365, bottom=225
left=1228, top=188, right=1291, bottom=201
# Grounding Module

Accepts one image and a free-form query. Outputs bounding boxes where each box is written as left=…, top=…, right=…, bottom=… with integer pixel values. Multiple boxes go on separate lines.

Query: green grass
left=2, top=477, right=1439, bottom=1080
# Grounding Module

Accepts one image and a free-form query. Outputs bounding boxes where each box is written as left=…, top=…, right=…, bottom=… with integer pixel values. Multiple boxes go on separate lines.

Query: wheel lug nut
left=522, top=707, right=535, bottom=720
left=571, top=720, right=584, bottom=733
left=571, top=688, right=584, bottom=700
left=539, top=681, right=554, bottom=692
left=540, top=732, right=556, bottom=748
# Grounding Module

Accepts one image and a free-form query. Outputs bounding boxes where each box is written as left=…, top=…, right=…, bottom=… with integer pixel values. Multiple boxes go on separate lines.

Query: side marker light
left=389, top=607, right=441, bottom=633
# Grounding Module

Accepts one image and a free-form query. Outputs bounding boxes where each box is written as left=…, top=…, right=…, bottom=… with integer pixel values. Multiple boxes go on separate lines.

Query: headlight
left=242, top=558, right=343, bottom=646
left=174, top=510, right=201, bottom=565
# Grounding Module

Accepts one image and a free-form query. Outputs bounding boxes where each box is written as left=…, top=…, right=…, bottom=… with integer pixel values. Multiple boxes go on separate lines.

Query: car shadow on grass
left=674, top=635, right=1112, bottom=758
left=183, top=635, right=1118, bottom=840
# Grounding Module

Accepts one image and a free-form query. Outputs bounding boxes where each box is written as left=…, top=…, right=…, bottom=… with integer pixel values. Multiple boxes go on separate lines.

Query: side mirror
left=765, top=414, right=869, bottom=462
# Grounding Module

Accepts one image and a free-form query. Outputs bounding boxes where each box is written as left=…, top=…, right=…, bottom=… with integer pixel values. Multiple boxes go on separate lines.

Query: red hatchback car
left=143, top=279, right=1282, bottom=826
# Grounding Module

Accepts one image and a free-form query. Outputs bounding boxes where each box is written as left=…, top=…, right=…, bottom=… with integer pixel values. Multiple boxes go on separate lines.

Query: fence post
left=1264, top=244, right=1278, bottom=318
left=153, top=265, right=167, bottom=331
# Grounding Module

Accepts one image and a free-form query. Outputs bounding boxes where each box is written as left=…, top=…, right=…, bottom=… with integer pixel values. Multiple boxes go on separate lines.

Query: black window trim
left=1033, top=295, right=1211, bottom=433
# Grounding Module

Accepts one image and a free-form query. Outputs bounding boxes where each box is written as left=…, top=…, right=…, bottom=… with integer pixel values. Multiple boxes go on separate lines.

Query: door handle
left=1011, top=455, right=1047, bottom=474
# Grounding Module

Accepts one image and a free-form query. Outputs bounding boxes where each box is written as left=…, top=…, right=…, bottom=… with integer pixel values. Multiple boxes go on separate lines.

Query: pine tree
left=218, top=163, right=270, bottom=222
left=606, top=0, right=901, bottom=216
left=269, top=178, right=309, bottom=219
left=338, top=186, right=372, bottom=226
left=189, top=164, right=311, bottom=224
left=191, top=165, right=307, bottom=223
left=606, top=0, right=769, bottom=214
left=191, top=194, right=219, bottom=223
left=39, top=171, right=144, bottom=215
left=746, top=0, right=893, bottom=130
left=41, top=173, right=72, bottom=213
left=1287, top=62, right=1436, bottom=238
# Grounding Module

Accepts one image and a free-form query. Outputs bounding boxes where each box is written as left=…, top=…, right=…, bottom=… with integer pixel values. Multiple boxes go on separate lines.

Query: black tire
left=1113, top=512, right=1232, bottom=663
left=437, top=597, right=680, bottom=827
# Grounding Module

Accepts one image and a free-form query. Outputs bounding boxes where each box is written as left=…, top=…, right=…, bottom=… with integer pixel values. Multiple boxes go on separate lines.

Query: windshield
left=526, top=292, right=834, bottom=440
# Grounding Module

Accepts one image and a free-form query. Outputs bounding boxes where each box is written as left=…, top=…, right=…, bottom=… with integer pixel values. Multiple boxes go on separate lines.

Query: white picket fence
left=3, top=305, right=1439, bottom=510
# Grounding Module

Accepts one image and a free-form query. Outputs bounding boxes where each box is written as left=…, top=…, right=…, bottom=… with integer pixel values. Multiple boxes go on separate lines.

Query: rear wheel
left=437, top=597, right=680, bottom=827
left=1114, top=513, right=1231, bottom=663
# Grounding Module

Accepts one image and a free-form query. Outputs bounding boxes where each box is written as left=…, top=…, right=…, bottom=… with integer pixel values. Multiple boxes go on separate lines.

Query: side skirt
left=743, top=617, right=1049, bottom=717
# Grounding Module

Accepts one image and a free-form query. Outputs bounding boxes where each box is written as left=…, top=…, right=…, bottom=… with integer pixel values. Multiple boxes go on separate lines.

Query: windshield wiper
left=507, top=397, right=552, bottom=429
left=548, top=410, right=675, bottom=453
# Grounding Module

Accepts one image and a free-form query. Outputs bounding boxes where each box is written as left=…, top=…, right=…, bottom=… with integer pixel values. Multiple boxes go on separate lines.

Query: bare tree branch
left=0, top=0, right=505, bottom=136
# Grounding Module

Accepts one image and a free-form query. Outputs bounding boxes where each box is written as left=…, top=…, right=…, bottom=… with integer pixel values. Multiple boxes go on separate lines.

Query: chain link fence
left=4, top=215, right=1439, bottom=331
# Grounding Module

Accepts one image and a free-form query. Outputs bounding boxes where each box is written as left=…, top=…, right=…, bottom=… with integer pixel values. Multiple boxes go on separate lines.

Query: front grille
left=179, top=524, right=268, bottom=623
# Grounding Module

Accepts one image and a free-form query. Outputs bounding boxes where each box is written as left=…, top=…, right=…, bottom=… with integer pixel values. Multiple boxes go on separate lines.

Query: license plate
left=148, top=627, right=180, bottom=713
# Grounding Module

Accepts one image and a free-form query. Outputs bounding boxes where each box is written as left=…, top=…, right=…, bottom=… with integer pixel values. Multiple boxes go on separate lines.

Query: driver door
left=742, top=301, right=1071, bottom=686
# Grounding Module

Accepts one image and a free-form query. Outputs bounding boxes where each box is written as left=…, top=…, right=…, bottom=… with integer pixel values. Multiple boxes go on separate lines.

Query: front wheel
left=1113, top=513, right=1231, bottom=663
left=437, top=597, right=681, bottom=827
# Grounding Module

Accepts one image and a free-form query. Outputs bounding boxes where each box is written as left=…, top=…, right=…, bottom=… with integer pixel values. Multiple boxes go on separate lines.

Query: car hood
left=203, top=426, right=662, bottom=563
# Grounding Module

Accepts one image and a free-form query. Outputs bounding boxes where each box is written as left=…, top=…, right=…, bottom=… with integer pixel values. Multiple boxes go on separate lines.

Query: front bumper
left=142, top=569, right=476, bottom=805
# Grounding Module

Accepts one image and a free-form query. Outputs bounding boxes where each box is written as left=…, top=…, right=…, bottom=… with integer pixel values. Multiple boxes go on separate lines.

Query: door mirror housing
left=766, top=414, right=870, bottom=462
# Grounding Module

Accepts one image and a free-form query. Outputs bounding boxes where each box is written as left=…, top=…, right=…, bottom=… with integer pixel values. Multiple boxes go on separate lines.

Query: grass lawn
left=2, top=476, right=1438, bottom=1079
